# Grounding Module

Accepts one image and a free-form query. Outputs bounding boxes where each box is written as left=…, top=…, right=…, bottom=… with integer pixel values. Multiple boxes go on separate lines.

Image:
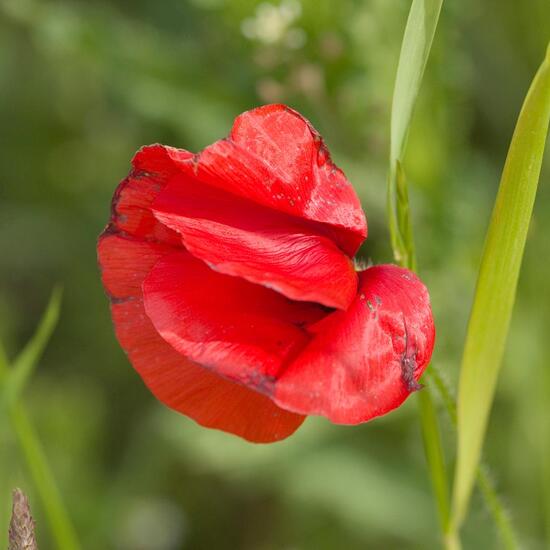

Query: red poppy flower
left=98, top=104, right=435, bottom=443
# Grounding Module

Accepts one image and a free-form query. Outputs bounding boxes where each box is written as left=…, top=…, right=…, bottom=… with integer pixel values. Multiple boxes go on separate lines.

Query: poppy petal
left=273, top=265, right=435, bottom=424
left=98, top=234, right=175, bottom=299
left=229, top=104, right=367, bottom=255
left=152, top=175, right=358, bottom=310
left=98, top=234, right=305, bottom=442
left=105, top=144, right=192, bottom=245
left=113, top=299, right=305, bottom=443
left=142, top=250, right=327, bottom=390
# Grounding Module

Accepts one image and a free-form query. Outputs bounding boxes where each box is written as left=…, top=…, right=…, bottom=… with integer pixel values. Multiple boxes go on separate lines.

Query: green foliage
left=387, top=2, right=533, bottom=547
left=417, top=387, right=450, bottom=534
left=1, top=288, right=62, bottom=408
left=451, top=44, right=550, bottom=537
left=388, top=0, right=443, bottom=269
left=387, top=1, right=450, bottom=541
left=0, top=291, right=80, bottom=550
left=389, top=0, right=444, bottom=164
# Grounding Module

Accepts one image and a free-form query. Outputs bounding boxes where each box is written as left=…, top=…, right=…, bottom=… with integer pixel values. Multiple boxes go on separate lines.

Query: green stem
left=425, top=367, right=518, bottom=549
left=388, top=173, right=452, bottom=543
left=444, top=531, right=462, bottom=550
left=477, top=468, right=517, bottom=550
left=389, top=200, right=451, bottom=542
left=0, top=348, right=81, bottom=550
left=417, top=383, right=450, bottom=534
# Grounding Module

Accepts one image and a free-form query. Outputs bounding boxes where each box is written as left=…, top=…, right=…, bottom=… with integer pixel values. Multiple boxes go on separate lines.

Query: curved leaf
left=452, top=44, right=550, bottom=534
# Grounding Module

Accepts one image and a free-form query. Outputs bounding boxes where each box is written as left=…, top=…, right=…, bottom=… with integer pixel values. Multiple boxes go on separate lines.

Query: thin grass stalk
left=0, top=294, right=81, bottom=550
left=387, top=0, right=450, bottom=542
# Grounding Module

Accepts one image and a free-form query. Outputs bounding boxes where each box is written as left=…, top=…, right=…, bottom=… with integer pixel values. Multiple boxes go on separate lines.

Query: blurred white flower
left=241, top=0, right=306, bottom=49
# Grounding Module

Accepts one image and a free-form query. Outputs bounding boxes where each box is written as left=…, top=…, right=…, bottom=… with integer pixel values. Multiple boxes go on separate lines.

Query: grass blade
left=387, top=0, right=449, bottom=541
left=427, top=369, right=518, bottom=549
left=0, top=290, right=81, bottom=550
left=390, top=0, right=444, bottom=164
left=451, top=44, right=550, bottom=535
left=387, top=3, right=518, bottom=546
left=1, top=287, right=63, bottom=406
left=7, top=402, right=81, bottom=550
left=388, top=0, right=443, bottom=268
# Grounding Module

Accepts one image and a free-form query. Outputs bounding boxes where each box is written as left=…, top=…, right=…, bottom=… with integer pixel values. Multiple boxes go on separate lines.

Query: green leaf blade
left=452, top=45, right=550, bottom=533
left=390, top=0, right=443, bottom=164
left=0, top=287, right=80, bottom=550
left=388, top=0, right=443, bottom=269
left=1, top=286, right=62, bottom=406
left=387, top=0, right=449, bottom=542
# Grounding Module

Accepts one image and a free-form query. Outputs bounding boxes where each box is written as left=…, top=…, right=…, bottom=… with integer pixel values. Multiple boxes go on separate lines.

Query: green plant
left=0, top=289, right=80, bottom=550
left=388, top=2, right=550, bottom=548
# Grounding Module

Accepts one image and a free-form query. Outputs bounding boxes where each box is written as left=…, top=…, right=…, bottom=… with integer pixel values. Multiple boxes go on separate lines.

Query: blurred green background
left=1, top=0, right=550, bottom=548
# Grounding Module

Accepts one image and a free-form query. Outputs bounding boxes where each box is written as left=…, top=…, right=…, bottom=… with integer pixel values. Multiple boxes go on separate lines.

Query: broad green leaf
left=452, top=45, right=550, bottom=534
left=1, top=287, right=62, bottom=407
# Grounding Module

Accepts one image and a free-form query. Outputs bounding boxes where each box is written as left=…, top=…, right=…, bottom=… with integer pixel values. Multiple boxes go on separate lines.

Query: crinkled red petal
left=273, top=265, right=435, bottom=424
left=142, top=250, right=327, bottom=389
left=98, top=218, right=305, bottom=443
left=112, top=297, right=304, bottom=443
left=229, top=104, right=367, bottom=255
left=98, top=109, right=435, bottom=435
left=105, top=144, right=191, bottom=245
left=152, top=173, right=358, bottom=310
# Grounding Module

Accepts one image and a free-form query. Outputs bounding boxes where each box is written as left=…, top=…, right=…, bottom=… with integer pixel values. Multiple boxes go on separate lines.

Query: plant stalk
left=0, top=346, right=81, bottom=550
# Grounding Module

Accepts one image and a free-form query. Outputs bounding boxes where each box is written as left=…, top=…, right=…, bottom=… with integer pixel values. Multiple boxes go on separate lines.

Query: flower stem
left=444, top=531, right=462, bottom=550
left=417, top=384, right=450, bottom=534
left=425, top=367, right=518, bottom=549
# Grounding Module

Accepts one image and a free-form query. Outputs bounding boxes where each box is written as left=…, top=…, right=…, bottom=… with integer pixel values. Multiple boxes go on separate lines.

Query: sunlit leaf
left=452, top=44, right=550, bottom=534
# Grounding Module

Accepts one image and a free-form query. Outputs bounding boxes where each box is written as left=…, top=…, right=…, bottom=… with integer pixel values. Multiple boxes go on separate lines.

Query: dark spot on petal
left=400, top=320, right=423, bottom=392
left=400, top=353, right=422, bottom=392
left=132, top=169, right=156, bottom=179
left=108, top=293, right=137, bottom=305
left=192, top=154, right=200, bottom=175
left=244, top=371, right=276, bottom=395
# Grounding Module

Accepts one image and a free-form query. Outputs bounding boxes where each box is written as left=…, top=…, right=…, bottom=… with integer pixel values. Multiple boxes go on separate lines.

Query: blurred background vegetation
left=1, top=0, right=549, bottom=548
